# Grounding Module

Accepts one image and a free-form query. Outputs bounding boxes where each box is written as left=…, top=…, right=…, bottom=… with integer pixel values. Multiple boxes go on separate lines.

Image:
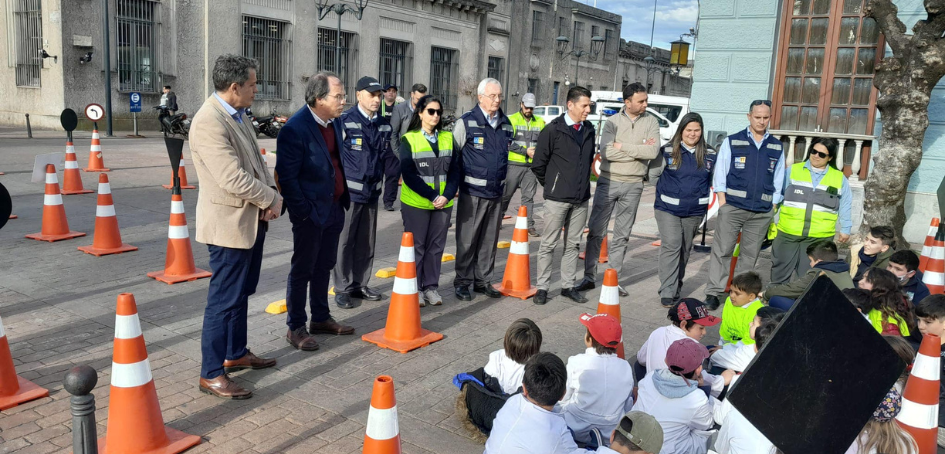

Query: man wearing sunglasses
left=704, top=100, right=785, bottom=311
left=501, top=93, right=545, bottom=237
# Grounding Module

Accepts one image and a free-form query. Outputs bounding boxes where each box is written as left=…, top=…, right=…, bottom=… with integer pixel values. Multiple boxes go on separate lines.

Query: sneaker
left=423, top=289, right=443, bottom=306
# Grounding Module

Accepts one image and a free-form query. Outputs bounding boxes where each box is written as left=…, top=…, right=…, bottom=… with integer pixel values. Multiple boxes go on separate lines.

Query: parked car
left=533, top=105, right=565, bottom=124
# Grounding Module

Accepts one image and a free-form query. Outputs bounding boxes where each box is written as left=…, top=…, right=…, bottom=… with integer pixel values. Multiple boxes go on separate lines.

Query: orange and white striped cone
left=25, top=164, right=86, bottom=242
left=363, top=375, right=401, bottom=454
left=0, top=312, right=49, bottom=410
left=494, top=206, right=537, bottom=299
left=78, top=174, right=138, bottom=256
left=260, top=148, right=268, bottom=164
left=919, top=218, right=940, bottom=273
left=725, top=234, right=742, bottom=293
left=84, top=129, right=110, bottom=172
left=147, top=193, right=211, bottom=284
left=61, top=141, right=93, bottom=195
left=362, top=232, right=444, bottom=353
left=579, top=234, right=610, bottom=262
left=896, top=333, right=941, bottom=454
left=162, top=165, right=195, bottom=190
left=922, top=226, right=945, bottom=295
left=98, top=293, right=201, bottom=454
left=596, top=269, right=625, bottom=359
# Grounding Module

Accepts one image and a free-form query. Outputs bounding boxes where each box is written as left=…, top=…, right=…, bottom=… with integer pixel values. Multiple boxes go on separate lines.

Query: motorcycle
left=442, top=113, right=458, bottom=132
left=245, top=108, right=282, bottom=138
left=154, top=106, right=190, bottom=138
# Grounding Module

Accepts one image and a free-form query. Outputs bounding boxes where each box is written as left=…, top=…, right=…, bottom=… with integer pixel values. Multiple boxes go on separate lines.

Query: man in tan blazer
left=189, top=54, right=282, bottom=399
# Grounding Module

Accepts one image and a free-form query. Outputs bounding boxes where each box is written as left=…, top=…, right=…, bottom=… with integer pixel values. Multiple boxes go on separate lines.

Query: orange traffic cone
left=84, top=129, right=110, bottom=172
left=922, top=226, right=945, bottom=295
left=596, top=269, right=625, bottom=359
left=0, top=312, right=49, bottom=410
left=98, top=293, right=201, bottom=454
left=162, top=165, right=195, bottom=190
left=919, top=218, right=940, bottom=273
left=897, top=333, right=941, bottom=454
left=362, top=232, right=444, bottom=353
left=579, top=234, right=610, bottom=262
left=25, top=164, right=86, bottom=242
left=494, top=206, right=537, bottom=299
left=78, top=174, right=138, bottom=256
left=363, top=375, right=402, bottom=454
left=147, top=193, right=211, bottom=284
left=725, top=233, right=742, bottom=293
left=260, top=148, right=268, bottom=164
left=61, top=141, right=93, bottom=195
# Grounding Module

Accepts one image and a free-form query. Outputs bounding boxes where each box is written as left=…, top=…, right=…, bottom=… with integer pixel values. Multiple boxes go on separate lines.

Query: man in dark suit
left=275, top=72, right=354, bottom=351
left=384, top=83, right=427, bottom=211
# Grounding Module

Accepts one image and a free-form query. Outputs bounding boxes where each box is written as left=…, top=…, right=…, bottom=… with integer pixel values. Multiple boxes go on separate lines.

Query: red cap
left=666, top=339, right=709, bottom=374
left=676, top=298, right=721, bottom=326
left=580, top=313, right=622, bottom=347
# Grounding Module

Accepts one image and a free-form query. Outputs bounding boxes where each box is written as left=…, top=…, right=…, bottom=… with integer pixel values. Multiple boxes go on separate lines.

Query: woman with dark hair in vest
left=651, top=113, right=717, bottom=307
left=399, top=95, right=463, bottom=307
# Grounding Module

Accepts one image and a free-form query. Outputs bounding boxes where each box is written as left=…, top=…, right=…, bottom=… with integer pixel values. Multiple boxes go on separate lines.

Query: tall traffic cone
left=25, top=164, right=86, bottom=242
left=596, top=269, right=625, bottom=359
left=147, top=192, right=211, bottom=284
left=0, top=312, right=49, bottom=410
left=362, top=232, right=444, bottom=353
left=78, top=174, right=138, bottom=256
left=98, top=293, right=201, bottom=454
left=922, top=226, right=945, bottom=295
left=363, top=375, right=402, bottom=454
left=494, top=206, right=537, bottom=299
left=919, top=218, right=940, bottom=273
left=162, top=164, right=195, bottom=190
left=725, top=234, right=742, bottom=293
left=84, top=129, right=110, bottom=172
left=61, top=141, right=93, bottom=195
left=580, top=234, right=610, bottom=262
left=897, top=333, right=941, bottom=454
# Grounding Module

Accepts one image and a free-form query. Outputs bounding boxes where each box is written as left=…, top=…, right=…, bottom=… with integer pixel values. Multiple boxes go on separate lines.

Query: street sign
left=129, top=92, right=141, bottom=113
left=84, top=103, right=104, bottom=122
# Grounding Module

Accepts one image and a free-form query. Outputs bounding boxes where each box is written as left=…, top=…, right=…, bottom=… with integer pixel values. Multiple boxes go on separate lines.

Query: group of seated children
left=762, top=240, right=854, bottom=310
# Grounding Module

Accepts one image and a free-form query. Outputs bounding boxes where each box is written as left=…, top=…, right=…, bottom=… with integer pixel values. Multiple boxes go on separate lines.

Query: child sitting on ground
left=485, top=318, right=543, bottom=394
left=710, top=306, right=784, bottom=373
left=560, top=313, right=636, bottom=447
left=719, top=272, right=764, bottom=345
left=886, top=250, right=931, bottom=305
left=843, top=387, right=917, bottom=454
left=764, top=240, right=854, bottom=310
left=596, top=411, right=665, bottom=454
left=915, top=294, right=945, bottom=447
left=851, top=225, right=897, bottom=285
left=860, top=268, right=916, bottom=337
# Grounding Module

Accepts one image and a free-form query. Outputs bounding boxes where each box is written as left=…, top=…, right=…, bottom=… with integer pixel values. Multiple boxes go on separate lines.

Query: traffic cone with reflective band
left=25, top=164, right=86, bottom=242
left=162, top=164, right=195, bottom=190
left=260, top=148, right=268, bottom=164
left=61, top=141, right=93, bottom=195
left=725, top=234, right=742, bottom=293
left=580, top=235, right=610, bottom=262
left=84, top=129, right=110, bottom=172
left=919, top=218, right=940, bottom=273
left=78, top=174, right=138, bottom=256
left=362, top=232, right=443, bottom=353
left=147, top=192, right=211, bottom=284
left=922, top=226, right=945, bottom=295
left=363, top=375, right=401, bottom=454
left=896, top=333, right=941, bottom=454
left=98, top=293, right=201, bottom=454
left=596, top=269, right=625, bottom=359
left=494, top=206, right=537, bottom=299
left=0, top=312, right=49, bottom=410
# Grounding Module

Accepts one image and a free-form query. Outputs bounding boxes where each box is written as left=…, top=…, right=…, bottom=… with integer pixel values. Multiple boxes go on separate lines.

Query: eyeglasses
left=425, top=108, right=443, bottom=116
left=481, top=94, right=503, bottom=101
left=810, top=150, right=830, bottom=158
left=329, top=93, right=346, bottom=102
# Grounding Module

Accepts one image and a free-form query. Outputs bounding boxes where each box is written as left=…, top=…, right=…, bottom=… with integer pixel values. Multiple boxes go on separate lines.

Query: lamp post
left=556, top=35, right=605, bottom=87
left=314, top=0, right=369, bottom=75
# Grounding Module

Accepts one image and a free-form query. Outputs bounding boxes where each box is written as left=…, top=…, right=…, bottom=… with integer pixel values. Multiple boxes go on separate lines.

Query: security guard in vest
left=333, top=76, right=392, bottom=309
left=704, top=100, right=785, bottom=310
left=380, top=84, right=399, bottom=119
left=500, top=93, right=545, bottom=236
left=452, top=78, right=515, bottom=301
left=770, top=137, right=851, bottom=284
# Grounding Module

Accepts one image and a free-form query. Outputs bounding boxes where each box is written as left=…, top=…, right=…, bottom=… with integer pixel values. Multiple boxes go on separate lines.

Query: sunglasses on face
left=810, top=150, right=830, bottom=158
left=425, top=108, right=443, bottom=116
left=750, top=99, right=772, bottom=108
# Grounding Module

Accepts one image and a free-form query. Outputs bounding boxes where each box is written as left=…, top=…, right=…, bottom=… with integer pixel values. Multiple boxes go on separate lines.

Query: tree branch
left=867, top=0, right=911, bottom=57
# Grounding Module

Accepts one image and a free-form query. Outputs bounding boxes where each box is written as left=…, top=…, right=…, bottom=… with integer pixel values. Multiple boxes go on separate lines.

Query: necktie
left=573, top=124, right=580, bottom=131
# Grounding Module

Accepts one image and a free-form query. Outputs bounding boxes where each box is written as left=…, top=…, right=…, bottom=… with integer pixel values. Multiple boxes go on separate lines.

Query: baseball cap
left=383, top=84, right=398, bottom=91
left=521, top=93, right=537, bottom=108
left=356, top=76, right=384, bottom=93
left=579, top=313, right=621, bottom=347
left=676, top=298, right=721, bottom=326
left=615, top=411, right=664, bottom=454
left=665, top=338, right=709, bottom=375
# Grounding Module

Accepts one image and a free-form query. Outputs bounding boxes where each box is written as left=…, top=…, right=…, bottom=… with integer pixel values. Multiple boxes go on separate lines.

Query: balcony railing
left=769, top=130, right=876, bottom=182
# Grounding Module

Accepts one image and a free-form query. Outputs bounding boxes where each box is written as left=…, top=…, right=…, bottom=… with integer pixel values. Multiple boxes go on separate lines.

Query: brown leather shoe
left=223, top=349, right=277, bottom=370
left=199, top=374, right=252, bottom=399
left=309, top=317, right=355, bottom=335
left=286, top=327, right=320, bottom=351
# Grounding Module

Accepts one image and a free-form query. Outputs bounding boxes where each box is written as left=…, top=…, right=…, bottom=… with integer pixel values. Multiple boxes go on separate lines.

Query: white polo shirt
left=560, top=348, right=636, bottom=444
left=484, top=394, right=592, bottom=454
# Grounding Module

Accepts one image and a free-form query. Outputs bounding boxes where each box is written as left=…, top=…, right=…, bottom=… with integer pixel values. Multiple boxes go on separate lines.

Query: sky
left=591, top=0, right=699, bottom=49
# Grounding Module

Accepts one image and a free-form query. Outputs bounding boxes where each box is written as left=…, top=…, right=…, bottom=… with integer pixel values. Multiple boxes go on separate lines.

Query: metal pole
left=102, top=0, right=114, bottom=137
left=25, top=114, right=32, bottom=138
left=133, top=112, right=138, bottom=136
left=575, top=55, right=580, bottom=87
left=64, top=366, right=99, bottom=454
left=335, top=7, right=342, bottom=77
left=649, top=0, right=657, bottom=51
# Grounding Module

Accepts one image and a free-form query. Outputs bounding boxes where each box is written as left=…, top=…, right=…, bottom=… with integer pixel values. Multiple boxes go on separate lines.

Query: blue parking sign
left=130, top=92, right=141, bottom=113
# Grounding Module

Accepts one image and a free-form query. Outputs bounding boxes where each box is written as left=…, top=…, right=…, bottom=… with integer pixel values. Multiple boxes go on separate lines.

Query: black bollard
left=25, top=113, right=32, bottom=138
left=63, top=365, right=99, bottom=454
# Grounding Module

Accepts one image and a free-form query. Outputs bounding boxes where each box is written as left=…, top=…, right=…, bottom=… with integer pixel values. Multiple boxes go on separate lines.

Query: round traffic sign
left=130, top=93, right=140, bottom=103
left=85, top=103, right=105, bottom=122
left=60, top=109, right=78, bottom=132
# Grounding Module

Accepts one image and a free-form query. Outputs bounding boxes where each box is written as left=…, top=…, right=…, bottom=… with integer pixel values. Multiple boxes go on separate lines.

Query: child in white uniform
left=596, top=411, right=665, bottom=454
left=484, top=318, right=543, bottom=394
left=710, top=306, right=784, bottom=373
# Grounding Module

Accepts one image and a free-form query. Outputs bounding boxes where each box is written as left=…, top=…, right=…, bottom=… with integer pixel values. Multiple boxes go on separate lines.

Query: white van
left=532, top=105, right=564, bottom=124
left=588, top=91, right=691, bottom=144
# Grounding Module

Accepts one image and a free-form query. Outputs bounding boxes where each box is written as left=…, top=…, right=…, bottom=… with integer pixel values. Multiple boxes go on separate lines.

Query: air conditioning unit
left=706, top=130, right=727, bottom=151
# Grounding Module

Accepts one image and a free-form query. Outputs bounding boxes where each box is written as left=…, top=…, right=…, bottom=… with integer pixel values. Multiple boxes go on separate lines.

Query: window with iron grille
left=14, top=0, right=42, bottom=87
left=379, top=38, right=412, bottom=93
left=527, top=78, right=539, bottom=100
left=243, top=16, right=291, bottom=100
left=604, top=29, right=616, bottom=60
left=429, top=46, right=457, bottom=111
left=573, top=21, right=585, bottom=49
left=117, top=0, right=157, bottom=92
left=487, top=57, right=504, bottom=83
left=531, top=11, right=544, bottom=44
left=318, top=28, right=358, bottom=97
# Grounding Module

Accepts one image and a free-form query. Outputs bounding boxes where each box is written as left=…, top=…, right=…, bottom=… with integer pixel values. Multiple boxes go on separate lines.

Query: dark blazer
left=275, top=105, right=350, bottom=225
left=388, top=102, right=415, bottom=154
left=531, top=114, right=596, bottom=204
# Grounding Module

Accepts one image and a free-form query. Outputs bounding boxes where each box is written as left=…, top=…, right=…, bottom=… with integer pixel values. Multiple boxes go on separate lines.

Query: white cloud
left=655, top=3, right=699, bottom=23
left=593, top=0, right=698, bottom=48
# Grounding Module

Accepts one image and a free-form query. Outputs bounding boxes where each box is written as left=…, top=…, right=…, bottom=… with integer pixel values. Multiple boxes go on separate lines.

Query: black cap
left=356, top=76, right=384, bottom=93
left=383, top=84, right=398, bottom=91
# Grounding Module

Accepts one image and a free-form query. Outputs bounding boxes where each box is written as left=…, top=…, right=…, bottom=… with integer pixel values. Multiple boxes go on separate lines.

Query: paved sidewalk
left=0, top=135, right=772, bottom=453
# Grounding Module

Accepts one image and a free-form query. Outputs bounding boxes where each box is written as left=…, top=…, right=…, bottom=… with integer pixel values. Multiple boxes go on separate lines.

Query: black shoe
left=534, top=290, right=548, bottom=305
left=335, top=293, right=357, bottom=309
left=474, top=283, right=502, bottom=298
left=454, top=286, right=473, bottom=301
left=704, top=294, right=721, bottom=311
left=353, top=287, right=382, bottom=301
left=528, top=227, right=540, bottom=237
left=617, top=285, right=629, bottom=297
left=573, top=277, right=596, bottom=292
left=384, top=204, right=395, bottom=211
left=561, top=288, right=588, bottom=304
left=660, top=297, right=675, bottom=308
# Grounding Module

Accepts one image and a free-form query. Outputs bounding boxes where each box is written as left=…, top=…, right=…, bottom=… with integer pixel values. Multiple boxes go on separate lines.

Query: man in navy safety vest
left=500, top=93, right=545, bottom=236
left=333, top=76, right=392, bottom=309
left=452, top=78, right=515, bottom=301
left=704, top=100, right=785, bottom=310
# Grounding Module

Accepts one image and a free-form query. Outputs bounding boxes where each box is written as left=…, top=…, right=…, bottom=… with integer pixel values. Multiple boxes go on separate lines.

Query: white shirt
left=633, top=373, right=715, bottom=454
left=480, top=106, right=499, bottom=128
left=309, top=106, right=331, bottom=127
left=710, top=342, right=756, bottom=372
left=484, top=394, right=591, bottom=454
left=713, top=375, right=776, bottom=454
left=483, top=349, right=526, bottom=395
left=636, top=325, right=725, bottom=397
left=559, top=348, right=636, bottom=444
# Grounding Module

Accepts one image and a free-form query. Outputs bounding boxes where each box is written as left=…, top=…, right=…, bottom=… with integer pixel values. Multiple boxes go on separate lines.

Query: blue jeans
left=201, top=222, right=266, bottom=379
left=768, top=295, right=796, bottom=311
left=286, top=202, right=345, bottom=330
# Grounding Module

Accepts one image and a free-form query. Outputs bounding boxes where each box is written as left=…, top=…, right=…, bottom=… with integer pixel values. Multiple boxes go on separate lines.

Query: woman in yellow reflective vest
left=770, top=137, right=852, bottom=284
left=399, top=95, right=463, bottom=307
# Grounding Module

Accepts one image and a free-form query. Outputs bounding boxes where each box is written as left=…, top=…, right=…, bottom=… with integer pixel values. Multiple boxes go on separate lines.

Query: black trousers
left=402, top=204, right=453, bottom=290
